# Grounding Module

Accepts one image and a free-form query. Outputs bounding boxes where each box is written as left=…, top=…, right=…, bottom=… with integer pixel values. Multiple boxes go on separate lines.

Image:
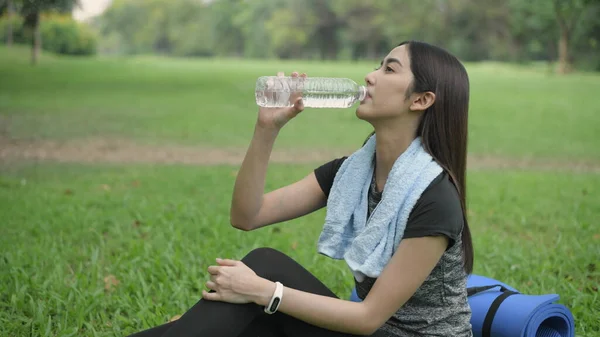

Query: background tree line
left=1, top=0, right=599, bottom=72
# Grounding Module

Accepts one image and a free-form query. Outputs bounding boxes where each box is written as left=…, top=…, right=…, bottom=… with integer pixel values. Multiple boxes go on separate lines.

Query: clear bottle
left=255, top=76, right=367, bottom=108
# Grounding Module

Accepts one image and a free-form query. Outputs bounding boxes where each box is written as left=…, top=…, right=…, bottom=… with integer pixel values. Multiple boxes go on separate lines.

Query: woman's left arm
left=203, top=235, right=448, bottom=336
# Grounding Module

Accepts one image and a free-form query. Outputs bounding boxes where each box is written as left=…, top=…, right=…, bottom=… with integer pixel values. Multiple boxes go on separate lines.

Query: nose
left=364, top=70, right=376, bottom=87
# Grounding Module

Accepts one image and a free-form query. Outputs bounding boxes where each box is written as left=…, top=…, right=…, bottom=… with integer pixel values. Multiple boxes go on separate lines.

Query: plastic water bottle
left=255, top=76, right=367, bottom=108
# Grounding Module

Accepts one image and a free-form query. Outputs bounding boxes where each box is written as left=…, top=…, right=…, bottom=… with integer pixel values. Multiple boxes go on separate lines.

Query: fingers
left=276, top=71, right=307, bottom=78
left=206, top=281, right=217, bottom=291
left=208, top=258, right=238, bottom=276
left=207, top=265, right=219, bottom=275
left=216, top=258, right=238, bottom=266
left=287, top=70, right=304, bottom=107
left=202, top=289, right=220, bottom=301
left=294, top=97, right=304, bottom=112
left=270, top=70, right=306, bottom=113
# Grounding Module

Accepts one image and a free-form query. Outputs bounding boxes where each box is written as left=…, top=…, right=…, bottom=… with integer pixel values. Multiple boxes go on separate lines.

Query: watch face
left=270, top=298, right=280, bottom=312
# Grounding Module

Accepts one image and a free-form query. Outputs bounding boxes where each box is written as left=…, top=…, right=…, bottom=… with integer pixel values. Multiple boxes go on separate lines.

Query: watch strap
left=264, top=281, right=283, bottom=314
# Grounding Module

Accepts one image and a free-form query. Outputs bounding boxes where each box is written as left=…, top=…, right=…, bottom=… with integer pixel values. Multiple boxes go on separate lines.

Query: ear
left=409, top=91, right=436, bottom=112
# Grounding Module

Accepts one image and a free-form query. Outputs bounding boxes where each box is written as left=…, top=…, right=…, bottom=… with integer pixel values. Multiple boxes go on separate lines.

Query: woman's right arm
left=230, top=72, right=327, bottom=231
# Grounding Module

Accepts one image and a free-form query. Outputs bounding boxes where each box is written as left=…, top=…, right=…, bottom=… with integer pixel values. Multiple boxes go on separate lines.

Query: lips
left=360, top=91, right=372, bottom=105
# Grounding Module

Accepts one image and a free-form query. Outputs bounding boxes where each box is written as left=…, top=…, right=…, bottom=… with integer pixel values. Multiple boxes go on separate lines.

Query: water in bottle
left=255, top=76, right=367, bottom=108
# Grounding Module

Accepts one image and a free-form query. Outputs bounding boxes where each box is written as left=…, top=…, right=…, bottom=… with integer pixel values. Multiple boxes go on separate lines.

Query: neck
left=372, top=117, right=420, bottom=191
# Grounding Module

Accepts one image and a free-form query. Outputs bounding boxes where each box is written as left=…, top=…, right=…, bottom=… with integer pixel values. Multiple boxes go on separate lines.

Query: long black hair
left=367, top=41, right=474, bottom=274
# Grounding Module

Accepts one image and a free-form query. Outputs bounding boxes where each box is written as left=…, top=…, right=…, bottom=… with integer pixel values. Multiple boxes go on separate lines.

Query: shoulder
left=420, top=172, right=463, bottom=216
left=403, top=172, right=464, bottom=247
left=314, top=156, right=348, bottom=196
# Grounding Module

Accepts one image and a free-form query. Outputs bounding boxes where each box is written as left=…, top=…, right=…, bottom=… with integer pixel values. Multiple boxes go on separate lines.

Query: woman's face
left=356, top=45, right=415, bottom=121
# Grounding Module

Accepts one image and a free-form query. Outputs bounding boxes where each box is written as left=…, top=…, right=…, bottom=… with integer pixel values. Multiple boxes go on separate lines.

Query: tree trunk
left=367, top=40, right=377, bottom=60
left=326, top=30, right=338, bottom=60
left=318, top=26, right=338, bottom=60
left=6, top=0, right=14, bottom=47
left=31, top=12, right=41, bottom=65
left=546, top=39, right=556, bottom=73
left=557, top=27, right=571, bottom=74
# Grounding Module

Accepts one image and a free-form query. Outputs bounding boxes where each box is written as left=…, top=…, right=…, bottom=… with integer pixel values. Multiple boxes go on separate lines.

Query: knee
left=241, top=247, right=288, bottom=279
left=242, top=247, right=283, bottom=264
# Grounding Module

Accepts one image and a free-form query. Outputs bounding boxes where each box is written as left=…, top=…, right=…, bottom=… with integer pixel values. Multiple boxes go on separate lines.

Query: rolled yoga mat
left=348, top=274, right=575, bottom=337
left=466, top=274, right=575, bottom=337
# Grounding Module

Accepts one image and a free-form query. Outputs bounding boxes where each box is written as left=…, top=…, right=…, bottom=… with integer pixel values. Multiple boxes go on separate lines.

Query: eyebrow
left=380, top=57, right=402, bottom=67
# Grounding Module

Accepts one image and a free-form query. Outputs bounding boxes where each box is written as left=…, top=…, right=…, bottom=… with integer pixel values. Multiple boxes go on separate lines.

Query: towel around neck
left=316, top=135, right=443, bottom=281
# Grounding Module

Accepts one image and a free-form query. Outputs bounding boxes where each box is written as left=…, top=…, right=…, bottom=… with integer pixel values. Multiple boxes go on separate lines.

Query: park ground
left=0, top=46, right=599, bottom=336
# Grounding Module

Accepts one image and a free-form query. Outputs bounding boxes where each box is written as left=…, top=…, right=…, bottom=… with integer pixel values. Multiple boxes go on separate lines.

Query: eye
left=385, top=66, right=394, bottom=73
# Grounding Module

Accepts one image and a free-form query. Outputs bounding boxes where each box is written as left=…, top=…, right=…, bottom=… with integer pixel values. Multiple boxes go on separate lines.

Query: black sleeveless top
left=315, top=157, right=473, bottom=337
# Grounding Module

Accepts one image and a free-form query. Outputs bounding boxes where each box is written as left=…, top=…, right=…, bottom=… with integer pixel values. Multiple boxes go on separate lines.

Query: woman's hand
left=257, top=71, right=306, bottom=130
left=202, top=258, right=275, bottom=305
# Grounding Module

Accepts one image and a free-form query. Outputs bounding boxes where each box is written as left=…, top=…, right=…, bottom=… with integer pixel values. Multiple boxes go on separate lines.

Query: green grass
left=0, top=163, right=598, bottom=336
left=1, top=46, right=599, bottom=159
left=0, top=47, right=599, bottom=336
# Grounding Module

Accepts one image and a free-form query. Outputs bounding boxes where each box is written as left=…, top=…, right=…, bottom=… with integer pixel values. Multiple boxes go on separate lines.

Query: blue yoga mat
left=348, top=274, right=575, bottom=337
left=467, top=274, right=575, bottom=337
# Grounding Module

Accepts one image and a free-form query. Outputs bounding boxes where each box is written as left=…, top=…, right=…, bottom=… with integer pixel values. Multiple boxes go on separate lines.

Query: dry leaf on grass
left=104, top=274, right=120, bottom=292
left=169, top=315, right=182, bottom=322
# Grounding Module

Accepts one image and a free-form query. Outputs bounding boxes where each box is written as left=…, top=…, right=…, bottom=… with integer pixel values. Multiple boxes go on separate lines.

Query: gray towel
left=317, top=135, right=443, bottom=281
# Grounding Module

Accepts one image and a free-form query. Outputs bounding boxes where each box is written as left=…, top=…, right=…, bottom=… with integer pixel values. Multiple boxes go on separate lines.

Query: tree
left=19, top=0, right=78, bottom=65
left=382, top=0, right=450, bottom=54
left=6, top=0, right=14, bottom=46
left=209, top=0, right=245, bottom=57
left=84, top=0, right=600, bottom=71
left=330, top=0, right=389, bottom=60
left=551, top=0, right=594, bottom=73
left=98, top=0, right=213, bottom=57
left=305, top=0, right=340, bottom=60
left=264, top=1, right=318, bottom=59
left=230, top=0, right=284, bottom=58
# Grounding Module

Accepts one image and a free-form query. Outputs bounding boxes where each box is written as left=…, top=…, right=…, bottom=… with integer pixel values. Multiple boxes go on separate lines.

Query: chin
left=355, top=105, right=372, bottom=121
left=356, top=105, right=382, bottom=123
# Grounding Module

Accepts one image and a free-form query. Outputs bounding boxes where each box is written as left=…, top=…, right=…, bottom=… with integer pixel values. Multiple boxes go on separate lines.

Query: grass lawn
left=1, top=46, right=599, bottom=160
left=1, top=46, right=599, bottom=336
left=0, top=163, right=598, bottom=336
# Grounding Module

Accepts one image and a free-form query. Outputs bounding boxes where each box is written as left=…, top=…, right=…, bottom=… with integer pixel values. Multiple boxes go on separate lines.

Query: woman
left=128, top=41, right=474, bottom=337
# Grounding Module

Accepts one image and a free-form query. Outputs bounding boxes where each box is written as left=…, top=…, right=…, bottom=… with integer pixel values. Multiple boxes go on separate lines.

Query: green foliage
left=227, top=0, right=282, bottom=58
left=0, top=13, right=96, bottom=55
left=265, top=7, right=316, bottom=59
left=0, top=14, right=25, bottom=43
left=18, top=0, right=78, bottom=14
left=40, top=13, right=96, bottom=55
left=97, top=0, right=213, bottom=57
left=96, top=0, right=600, bottom=71
left=209, top=0, right=246, bottom=57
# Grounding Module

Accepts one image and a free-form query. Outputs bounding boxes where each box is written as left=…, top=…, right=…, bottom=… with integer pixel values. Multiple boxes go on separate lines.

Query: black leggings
left=126, top=247, right=387, bottom=337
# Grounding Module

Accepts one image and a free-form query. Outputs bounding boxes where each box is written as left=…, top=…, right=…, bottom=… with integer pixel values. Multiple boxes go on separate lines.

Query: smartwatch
left=264, top=281, right=283, bottom=314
